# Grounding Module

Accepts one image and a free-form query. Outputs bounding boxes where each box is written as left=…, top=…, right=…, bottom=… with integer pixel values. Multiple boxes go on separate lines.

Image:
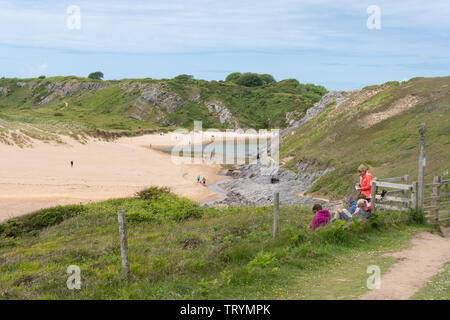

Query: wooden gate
left=370, top=175, right=415, bottom=212
left=423, top=175, right=450, bottom=224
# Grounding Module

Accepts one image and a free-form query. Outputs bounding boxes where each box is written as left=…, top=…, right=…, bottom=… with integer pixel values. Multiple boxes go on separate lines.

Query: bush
left=369, top=211, right=381, bottom=229
left=88, top=71, right=104, bottom=80
left=313, top=220, right=351, bottom=245
left=259, top=74, right=276, bottom=85
left=135, top=186, right=173, bottom=200
left=225, top=72, right=242, bottom=82
left=349, top=217, right=364, bottom=234
left=38, top=75, right=46, bottom=79
left=127, top=191, right=204, bottom=223
left=407, top=208, right=426, bottom=225
left=247, top=251, right=278, bottom=270
left=235, top=73, right=263, bottom=87
left=0, top=205, right=86, bottom=237
left=174, top=74, right=194, bottom=80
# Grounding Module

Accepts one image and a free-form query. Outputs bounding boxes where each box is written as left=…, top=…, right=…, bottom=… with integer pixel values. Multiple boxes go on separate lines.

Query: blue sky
left=0, top=0, right=449, bottom=90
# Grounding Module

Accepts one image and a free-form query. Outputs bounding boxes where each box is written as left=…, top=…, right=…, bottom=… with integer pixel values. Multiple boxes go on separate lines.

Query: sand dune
left=0, top=133, right=226, bottom=222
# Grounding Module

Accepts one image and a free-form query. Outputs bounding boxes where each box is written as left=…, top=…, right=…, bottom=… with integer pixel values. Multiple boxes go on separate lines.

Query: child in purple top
left=310, top=204, right=331, bottom=230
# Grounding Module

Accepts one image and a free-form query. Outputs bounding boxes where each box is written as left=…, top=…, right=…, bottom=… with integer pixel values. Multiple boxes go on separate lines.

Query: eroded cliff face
left=120, top=82, right=186, bottom=114
left=39, top=80, right=111, bottom=104
left=205, top=101, right=239, bottom=128
left=282, top=91, right=356, bottom=137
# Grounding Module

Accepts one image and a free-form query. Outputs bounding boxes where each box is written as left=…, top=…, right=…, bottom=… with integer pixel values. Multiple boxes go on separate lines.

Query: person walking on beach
left=197, top=175, right=201, bottom=183
left=202, top=177, right=206, bottom=185
left=70, top=160, right=73, bottom=168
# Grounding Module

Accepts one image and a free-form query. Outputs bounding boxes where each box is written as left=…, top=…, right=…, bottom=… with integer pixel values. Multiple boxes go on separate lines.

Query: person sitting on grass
left=333, top=196, right=358, bottom=221
left=354, top=199, right=372, bottom=219
left=357, top=193, right=372, bottom=211
left=310, top=204, right=331, bottom=230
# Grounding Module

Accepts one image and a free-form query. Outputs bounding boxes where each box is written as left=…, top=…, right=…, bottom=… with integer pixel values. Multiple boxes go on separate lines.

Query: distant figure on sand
left=197, top=175, right=200, bottom=183
left=70, top=161, right=73, bottom=168
left=202, top=177, right=206, bottom=185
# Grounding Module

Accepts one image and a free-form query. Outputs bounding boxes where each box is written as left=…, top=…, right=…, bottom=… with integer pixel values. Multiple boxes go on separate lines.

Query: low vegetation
left=281, top=76, right=450, bottom=200
left=0, top=187, right=432, bottom=299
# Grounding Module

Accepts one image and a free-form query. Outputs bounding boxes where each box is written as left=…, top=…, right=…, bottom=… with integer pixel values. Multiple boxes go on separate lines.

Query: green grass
left=0, top=76, right=327, bottom=144
left=0, top=188, right=433, bottom=300
left=280, top=76, right=450, bottom=200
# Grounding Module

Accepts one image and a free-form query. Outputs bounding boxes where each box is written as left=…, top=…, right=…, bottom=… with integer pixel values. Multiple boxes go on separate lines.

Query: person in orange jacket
left=358, top=164, right=373, bottom=200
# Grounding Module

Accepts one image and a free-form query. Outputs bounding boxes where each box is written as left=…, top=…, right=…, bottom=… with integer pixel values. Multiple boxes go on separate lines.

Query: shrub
left=247, top=251, right=278, bottom=270
left=127, top=192, right=204, bottom=223
left=135, top=186, right=173, bottom=200
left=407, top=208, right=426, bottom=225
left=174, top=74, right=194, bottom=80
left=88, top=71, right=104, bottom=80
left=225, top=72, right=242, bottom=82
left=38, top=75, right=46, bottom=79
left=313, top=220, right=351, bottom=245
left=0, top=205, right=86, bottom=237
left=259, top=74, right=276, bottom=85
left=235, top=73, right=263, bottom=87
left=349, top=217, right=364, bottom=234
left=369, top=211, right=381, bottom=229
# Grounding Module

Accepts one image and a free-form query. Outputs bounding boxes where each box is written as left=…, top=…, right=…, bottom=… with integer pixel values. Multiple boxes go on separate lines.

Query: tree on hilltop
left=175, top=74, right=194, bottom=80
left=88, top=72, right=104, bottom=80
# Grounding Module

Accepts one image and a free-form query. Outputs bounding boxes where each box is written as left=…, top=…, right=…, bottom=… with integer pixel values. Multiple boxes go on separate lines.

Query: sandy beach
left=0, top=133, right=228, bottom=222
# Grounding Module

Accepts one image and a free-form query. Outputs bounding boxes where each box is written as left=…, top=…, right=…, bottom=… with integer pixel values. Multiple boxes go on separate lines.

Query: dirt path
left=360, top=231, right=450, bottom=300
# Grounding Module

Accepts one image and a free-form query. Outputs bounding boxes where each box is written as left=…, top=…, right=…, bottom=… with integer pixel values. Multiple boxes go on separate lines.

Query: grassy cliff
left=280, top=76, right=450, bottom=200
left=0, top=76, right=326, bottom=145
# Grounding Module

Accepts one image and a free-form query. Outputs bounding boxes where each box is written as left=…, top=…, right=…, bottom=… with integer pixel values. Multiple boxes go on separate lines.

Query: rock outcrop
left=282, top=91, right=355, bottom=137
left=205, top=160, right=333, bottom=208
left=120, top=82, right=186, bottom=114
left=38, top=79, right=110, bottom=104
left=205, top=101, right=238, bottom=127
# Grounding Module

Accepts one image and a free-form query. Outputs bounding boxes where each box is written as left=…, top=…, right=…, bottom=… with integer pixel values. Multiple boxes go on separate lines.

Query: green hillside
left=0, top=75, right=326, bottom=145
left=281, top=77, right=450, bottom=200
left=0, top=187, right=432, bottom=300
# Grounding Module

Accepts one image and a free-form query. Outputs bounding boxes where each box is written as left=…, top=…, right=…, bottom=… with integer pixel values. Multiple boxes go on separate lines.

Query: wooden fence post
left=418, top=124, right=426, bottom=210
left=403, top=175, right=410, bottom=209
left=117, top=210, right=130, bottom=279
left=273, top=192, right=280, bottom=239
left=411, top=181, right=419, bottom=210
left=431, top=176, right=441, bottom=224
left=370, top=181, right=376, bottom=211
